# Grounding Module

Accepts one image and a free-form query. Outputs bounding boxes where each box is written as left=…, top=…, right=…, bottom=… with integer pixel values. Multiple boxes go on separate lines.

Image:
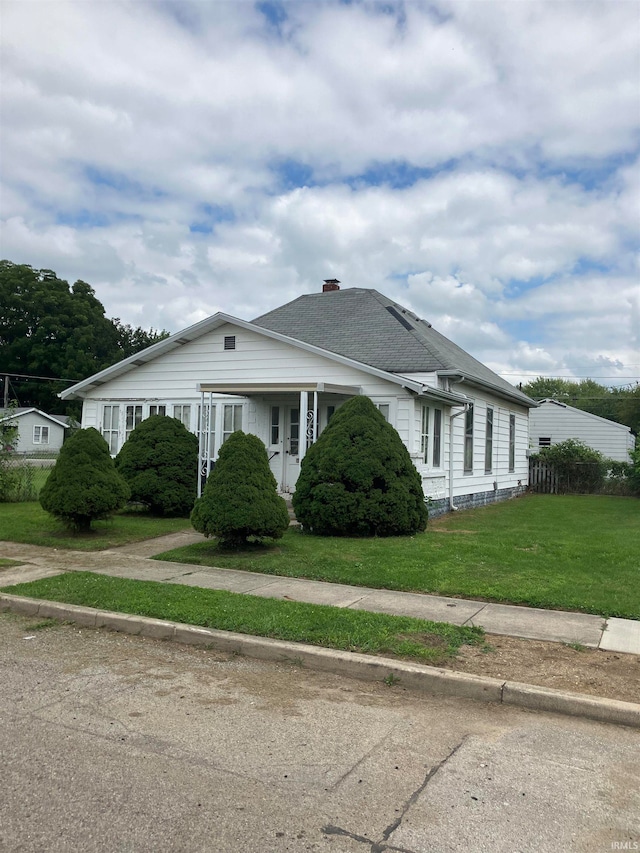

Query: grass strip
left=0, top=502, right=193, bottom=551
left=1, top=572, right=484, bottom=664
left=154, top=494, right=640, bottom=620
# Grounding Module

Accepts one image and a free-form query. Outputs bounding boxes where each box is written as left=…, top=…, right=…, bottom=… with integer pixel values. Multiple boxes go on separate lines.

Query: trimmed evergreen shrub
left=115, top=415, right=199, bottom=516
left=191, top=431, right=290, bottom=546
left=40, top=428, right=130, bottom=531
left=292, top=396, right=428, bottom=536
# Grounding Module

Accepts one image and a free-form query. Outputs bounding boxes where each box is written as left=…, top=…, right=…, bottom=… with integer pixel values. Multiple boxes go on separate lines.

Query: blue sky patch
left=189, top=203, right=235, bottom=234
left=269, top=158, right=316, bottom=191
left=83, top=165, right=167, bottom=200
left=345, top=159, right=458, bottom=190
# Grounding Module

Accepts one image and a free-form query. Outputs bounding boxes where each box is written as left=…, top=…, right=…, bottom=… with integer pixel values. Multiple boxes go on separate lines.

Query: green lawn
left=0, top=502, right=193, bottom=550
left=1, top=572, right=484, bottom=665
left=155, top=494, right=640, bottom=619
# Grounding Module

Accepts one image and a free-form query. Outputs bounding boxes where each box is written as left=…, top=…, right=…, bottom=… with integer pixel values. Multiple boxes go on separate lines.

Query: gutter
left=437, top=370, right=537, bottom=408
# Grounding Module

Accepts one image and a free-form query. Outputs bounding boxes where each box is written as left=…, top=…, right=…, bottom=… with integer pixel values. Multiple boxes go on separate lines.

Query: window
left=222, top=404, right=242, bottom=444
left=125, top=405, right=143, bottom=441
left=432, top=409, right=442, bottom=467
left=485, top=407, right=494, bottom=474
left=102, top=405, right=120, bottom=454
left=538, top=436, right=551, bottom=448
left=289, top=408, right=299, bottom=455
left=33, top=425, right=50, bottom=445
left=376, top=403, right=390, bottom=422
left=173, top=405, right=191, bottom=430
left=464, top=404, right=474, bottom=473
left=224, top=335, right=236, bottom=350
left=270, top=406, right=280, bottom=445
left=326, top=405, right=335, bottom=424
left=149, top=405, right=166, bottom=417
left=420, top=405, right=430, bottom=464
left=509, top=414, right=516, bottom=472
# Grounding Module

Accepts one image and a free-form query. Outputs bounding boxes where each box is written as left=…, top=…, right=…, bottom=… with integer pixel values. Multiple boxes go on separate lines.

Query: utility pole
left=3, top=375, right=8, bottom=409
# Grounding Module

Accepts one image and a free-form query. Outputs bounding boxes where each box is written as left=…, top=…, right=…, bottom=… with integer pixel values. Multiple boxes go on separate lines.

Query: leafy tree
left=0, top=260, right=169, bottom=414
left=292, top=396, right=428, bottom=536
left=115, top=415, right=198, bottom=516
left=191, top=431, right=289, bottom=546
left=522, top=377, right=640, bottom=435
left=39, top=428, right=130, bottom=531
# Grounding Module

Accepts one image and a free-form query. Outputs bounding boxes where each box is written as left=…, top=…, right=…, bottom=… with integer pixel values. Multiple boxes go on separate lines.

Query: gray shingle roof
left=254, top=288, right=534, bottom=406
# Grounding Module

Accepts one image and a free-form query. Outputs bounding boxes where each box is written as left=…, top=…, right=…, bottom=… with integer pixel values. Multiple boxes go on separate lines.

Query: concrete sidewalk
left=0, top=532, right=638, bottom=655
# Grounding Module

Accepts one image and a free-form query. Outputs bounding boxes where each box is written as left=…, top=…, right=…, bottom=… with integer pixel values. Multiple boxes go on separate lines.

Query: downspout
left=447, top=375, right=469, bottom=512
left=449, top=406, right=468, bottom=511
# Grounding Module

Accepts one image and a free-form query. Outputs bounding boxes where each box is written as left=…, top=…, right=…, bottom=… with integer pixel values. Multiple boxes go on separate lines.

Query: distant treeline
left=0, top=260, right=169, bottom=416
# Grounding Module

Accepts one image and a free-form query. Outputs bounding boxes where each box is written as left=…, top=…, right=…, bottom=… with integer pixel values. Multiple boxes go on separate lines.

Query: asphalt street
left=1, top=613, right=638, bottom=853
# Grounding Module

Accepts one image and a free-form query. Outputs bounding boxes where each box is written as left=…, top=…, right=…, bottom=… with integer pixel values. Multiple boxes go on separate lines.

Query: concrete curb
left=2, top=593, right=639, bottom=730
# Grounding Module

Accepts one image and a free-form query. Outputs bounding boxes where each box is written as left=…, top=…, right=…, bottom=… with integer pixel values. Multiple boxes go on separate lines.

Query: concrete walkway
left=0, top=532, right=638, bottom=655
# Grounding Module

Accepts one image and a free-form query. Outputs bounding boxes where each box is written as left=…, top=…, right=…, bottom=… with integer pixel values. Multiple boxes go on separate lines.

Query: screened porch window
left=125, top=404, right=143, bottom=441
left=222, top=404, right=243, bottom=444
left=173, top=405, right=191, bottom=430
left=149, top=405, right=166, bottom=417
left=102, top=405, right=120, bottom=454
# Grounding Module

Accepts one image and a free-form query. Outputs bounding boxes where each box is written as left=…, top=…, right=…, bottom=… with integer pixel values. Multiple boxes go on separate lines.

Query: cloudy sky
left=1, top=0, right=639, bottom=387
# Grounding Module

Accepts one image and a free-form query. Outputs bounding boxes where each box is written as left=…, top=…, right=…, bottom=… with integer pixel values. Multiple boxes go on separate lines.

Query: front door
left=283, top=406, right=301, bottom=492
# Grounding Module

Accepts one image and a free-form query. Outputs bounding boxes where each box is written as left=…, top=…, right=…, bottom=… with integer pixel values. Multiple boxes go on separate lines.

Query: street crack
left=322, top=737, right=467, bottom=853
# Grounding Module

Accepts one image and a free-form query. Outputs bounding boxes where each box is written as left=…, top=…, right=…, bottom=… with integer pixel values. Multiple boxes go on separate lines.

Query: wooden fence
left=528, top=459, right=559, bottom=494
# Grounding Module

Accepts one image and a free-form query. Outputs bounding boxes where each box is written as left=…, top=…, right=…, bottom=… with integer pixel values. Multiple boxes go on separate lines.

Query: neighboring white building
left=529, top=399, right=635, bottom=463
left=0, top=408, right=68, bottom=454
left=60, top=283, right=536, bottom=515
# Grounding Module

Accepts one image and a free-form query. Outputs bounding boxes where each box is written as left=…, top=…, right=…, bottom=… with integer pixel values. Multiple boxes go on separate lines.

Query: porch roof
left=196, top=381, right=362, bottom=396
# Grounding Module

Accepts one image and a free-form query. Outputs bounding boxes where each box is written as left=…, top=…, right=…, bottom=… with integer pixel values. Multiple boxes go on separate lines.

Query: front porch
left=196, top=381, right=362, bottom=496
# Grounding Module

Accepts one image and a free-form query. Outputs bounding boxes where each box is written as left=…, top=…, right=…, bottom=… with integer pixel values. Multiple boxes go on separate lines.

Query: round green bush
left=40, top=427, right=130, bottom=531
left=115, top=415, right=198, bottom=516
left=292, top=396, right=428, bottom=536
left=190, top=431, right=290, bottom=546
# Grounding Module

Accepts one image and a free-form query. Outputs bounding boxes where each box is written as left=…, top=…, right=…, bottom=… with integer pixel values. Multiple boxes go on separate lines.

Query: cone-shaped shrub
left=191, top=431, right=290, bottom=546
left=40, top=428, right=130, bottom=532
left=292, top=396, right=428, bottom=536
left=115, top=415, right=199, bottom=516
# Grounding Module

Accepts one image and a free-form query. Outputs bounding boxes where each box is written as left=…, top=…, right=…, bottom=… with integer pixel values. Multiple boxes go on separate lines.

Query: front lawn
left=0, top=502, right=193, bottom=551
left=155, top=494, right=640, bottom=619
left=1, top=572, right=484, bottom=665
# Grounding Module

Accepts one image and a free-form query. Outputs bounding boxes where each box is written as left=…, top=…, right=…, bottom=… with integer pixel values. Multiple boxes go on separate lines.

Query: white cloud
left=1, top=0, right=638, bottom=385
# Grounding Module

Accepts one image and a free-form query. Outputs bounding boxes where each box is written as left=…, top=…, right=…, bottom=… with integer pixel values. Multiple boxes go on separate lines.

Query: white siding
left=7, top=413, right=65, bottom=453
left=81, top=324, right=402, bottom=461
left=529, top=402, right=634, bottom=462
left=446, top=392, right=529, bottom=498
left=83, top=324, right=398, bottom=400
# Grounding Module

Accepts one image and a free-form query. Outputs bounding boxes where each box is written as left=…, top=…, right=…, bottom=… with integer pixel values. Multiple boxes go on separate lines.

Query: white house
left=0, top=408, right=68, bottom=454
left=529, top=399, right=635, bottom=463
left=60, top=282, right=536, bottom=515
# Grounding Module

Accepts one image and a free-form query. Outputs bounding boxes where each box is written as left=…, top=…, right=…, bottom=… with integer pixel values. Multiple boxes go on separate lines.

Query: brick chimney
left=322, top=279, right=340, bottom=292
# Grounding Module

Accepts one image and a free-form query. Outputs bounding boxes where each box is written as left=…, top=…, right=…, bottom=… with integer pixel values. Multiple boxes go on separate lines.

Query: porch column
left=197, top=390, right=205, bottom=497
left=299, top=390, right=308, bottom=459
left=312, top=390, right=318, bottom=443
